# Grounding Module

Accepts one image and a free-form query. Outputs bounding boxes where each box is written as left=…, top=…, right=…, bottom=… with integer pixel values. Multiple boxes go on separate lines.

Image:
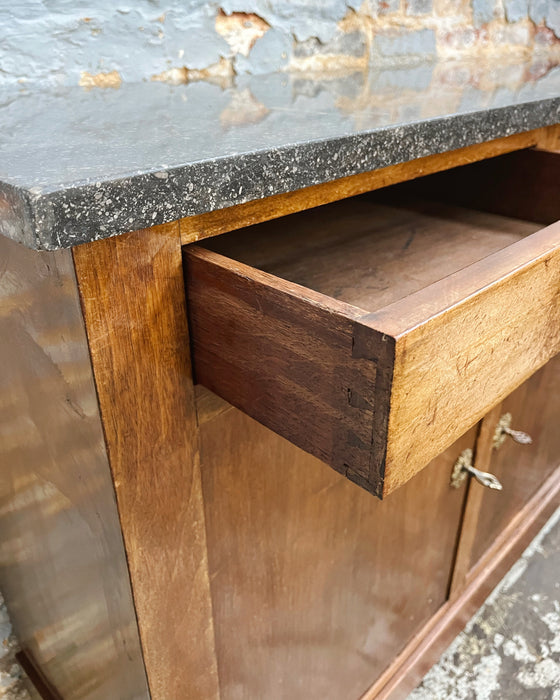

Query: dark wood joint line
left=16, top=651, right=63, bottom=700
left=352, top=321, right=397, bottom=498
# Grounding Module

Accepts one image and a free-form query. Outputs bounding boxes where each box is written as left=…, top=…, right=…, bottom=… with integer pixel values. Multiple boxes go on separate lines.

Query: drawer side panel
left=184, top=246, right=392, bottom=495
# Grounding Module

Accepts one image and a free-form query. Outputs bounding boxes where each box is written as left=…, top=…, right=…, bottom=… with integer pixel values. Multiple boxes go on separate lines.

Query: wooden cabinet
left=193, top=362, right=560, bottom=700
left=1, top=130, right=559, bottom=700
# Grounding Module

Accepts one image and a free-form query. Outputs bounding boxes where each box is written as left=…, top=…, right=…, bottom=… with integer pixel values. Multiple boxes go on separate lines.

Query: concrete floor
left=2, top=509, right=559, bottom=700
left=0, top=593, right=29, bottom=700
left=408, top=507, right=560, bottom=700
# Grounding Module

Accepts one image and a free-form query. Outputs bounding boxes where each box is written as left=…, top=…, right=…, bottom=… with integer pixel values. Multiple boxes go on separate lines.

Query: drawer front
left=184, top=151, right=560, bottom=498
left=368, top=219, right=560, bottom=493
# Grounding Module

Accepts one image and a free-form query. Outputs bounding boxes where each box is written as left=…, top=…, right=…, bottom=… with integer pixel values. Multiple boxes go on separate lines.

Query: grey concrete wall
left=0, top=1, right=560, bottom=87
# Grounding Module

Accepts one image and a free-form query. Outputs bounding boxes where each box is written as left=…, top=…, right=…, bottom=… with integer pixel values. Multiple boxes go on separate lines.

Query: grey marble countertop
left=1, top=59, right=559, bottom=250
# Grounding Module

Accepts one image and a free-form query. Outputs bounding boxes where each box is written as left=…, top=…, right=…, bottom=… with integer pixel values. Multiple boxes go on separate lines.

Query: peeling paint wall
left=0, top=1, right=560, bottom=87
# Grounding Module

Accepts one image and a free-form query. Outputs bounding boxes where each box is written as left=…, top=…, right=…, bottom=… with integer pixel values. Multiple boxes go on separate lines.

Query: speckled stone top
left=1, top=60, right=559, bottom=250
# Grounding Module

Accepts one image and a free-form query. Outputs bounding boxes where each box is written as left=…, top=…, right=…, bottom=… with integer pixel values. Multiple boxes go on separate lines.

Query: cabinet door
left=468, top=356, right=560, bottom=569
left=197, top=395, right=475, bottom=700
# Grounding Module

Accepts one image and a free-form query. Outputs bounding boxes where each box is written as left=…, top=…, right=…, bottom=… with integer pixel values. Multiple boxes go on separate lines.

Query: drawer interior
left=201, top=197, right=541, bottom=314
left=390, top=147, right=560, bottom=227
left=201, top=148, right=559, bottom=316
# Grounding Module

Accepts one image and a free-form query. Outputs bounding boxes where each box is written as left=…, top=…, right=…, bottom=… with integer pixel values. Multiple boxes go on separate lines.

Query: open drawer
left=183, top=149, right=560, bottom=498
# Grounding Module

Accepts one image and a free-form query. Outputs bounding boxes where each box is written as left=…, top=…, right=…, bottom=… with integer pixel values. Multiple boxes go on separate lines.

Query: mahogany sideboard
left=1, top=120, right=560, bottom=700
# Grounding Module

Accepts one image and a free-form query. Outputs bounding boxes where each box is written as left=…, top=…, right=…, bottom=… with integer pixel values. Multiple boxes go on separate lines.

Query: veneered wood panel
left=364, top=467, right=560, bottom=700
left=198, top=400, right=475, bottom=700
left=468, top=356, right=560, bottom=568
left=180, top=128, right=549, bottom=245
left=73, top=225, right=219, bottom=700
left=0, top=235, right=149, bottom=700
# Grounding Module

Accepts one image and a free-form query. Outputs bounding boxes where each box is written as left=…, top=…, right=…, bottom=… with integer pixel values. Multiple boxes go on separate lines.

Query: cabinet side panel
left=0, top=236, right=149, bottom=699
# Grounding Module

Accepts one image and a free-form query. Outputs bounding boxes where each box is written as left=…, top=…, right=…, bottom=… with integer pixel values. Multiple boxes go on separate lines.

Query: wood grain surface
left=198, top=402, right=474, bottom=700
left=73, top=224, right=219, bottom=700
left=447, top=404, right=502, bottom=599
left=390, top=148, right=560, bottom=226
left=184, top=245, right=386, bottom=494
left=537, top=122, right=560, bottom=152
left=0, top=235, right=149, bottom=700
left=370, top=218, right=560, bottom=493
left=467, top=356, right=560, bottom=568
left=204, top=198, right=538, bottom=312
left=180, top=129, right=550, bottom=244
left=363, top=465, right=560, bottom=700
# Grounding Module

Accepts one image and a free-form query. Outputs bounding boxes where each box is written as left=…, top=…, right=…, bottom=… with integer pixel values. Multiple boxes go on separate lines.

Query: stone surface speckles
left=0, top=60, right=559, bottom=250
left=408, top=507, right=560, bottom=700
